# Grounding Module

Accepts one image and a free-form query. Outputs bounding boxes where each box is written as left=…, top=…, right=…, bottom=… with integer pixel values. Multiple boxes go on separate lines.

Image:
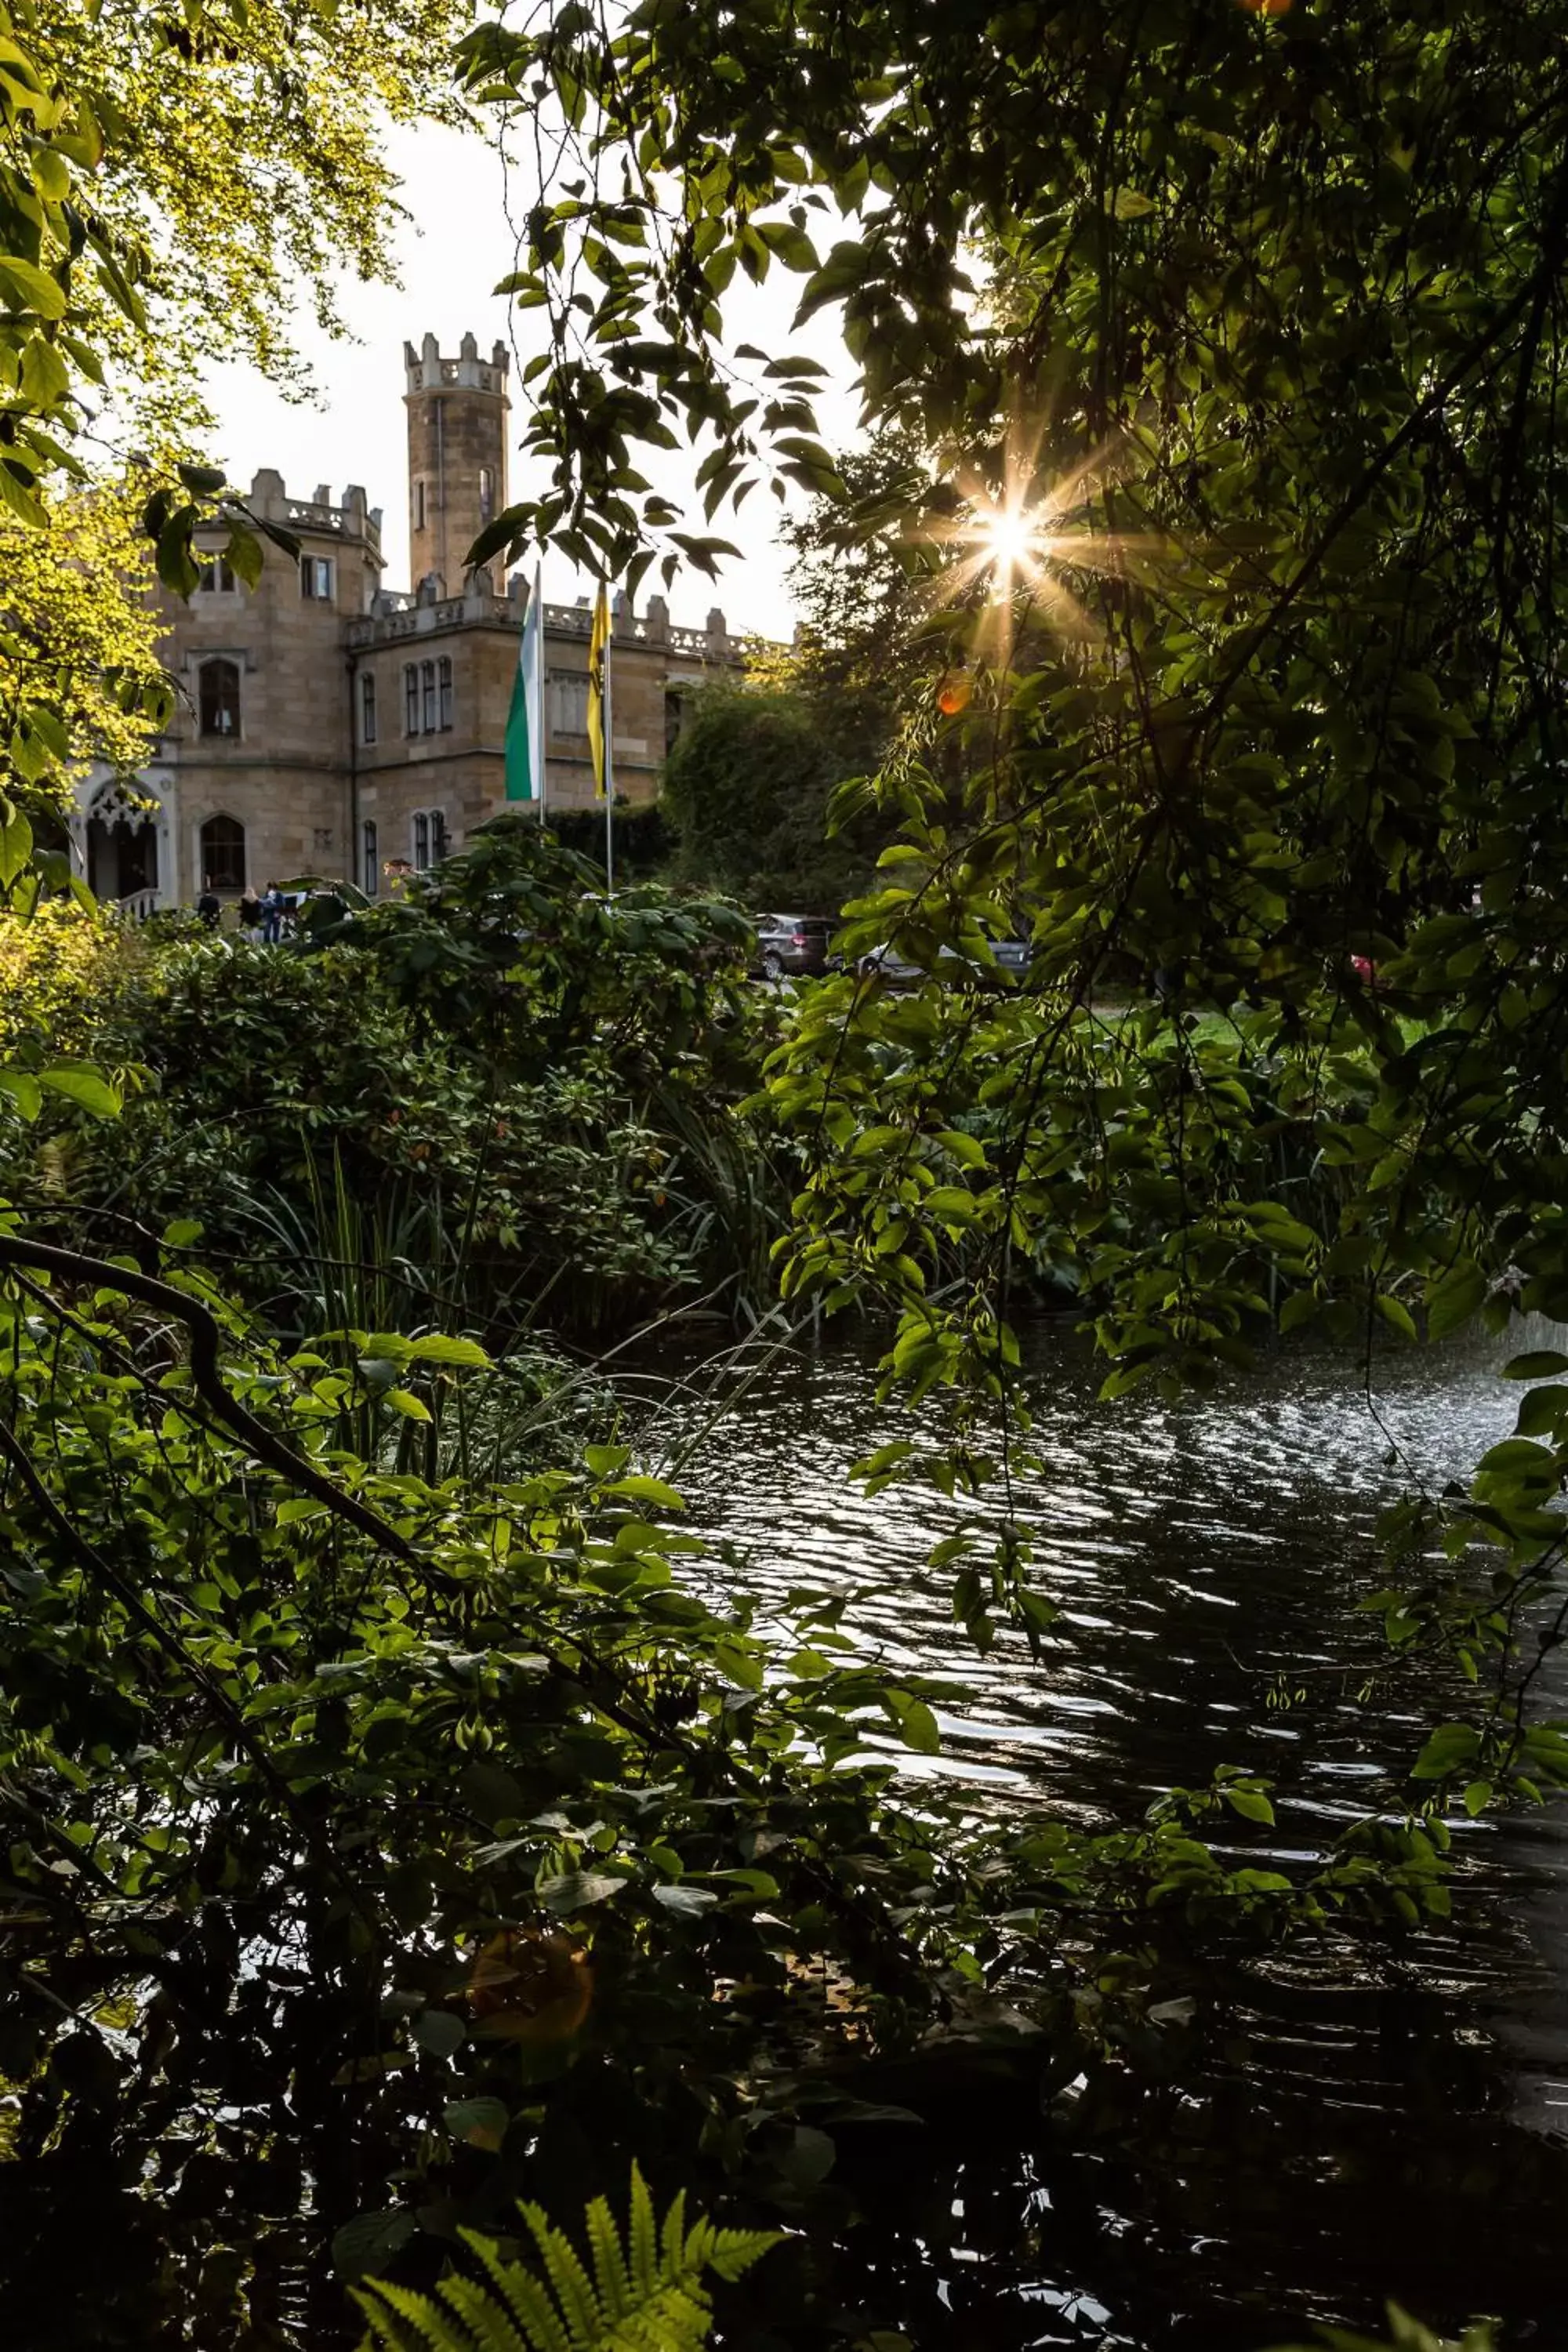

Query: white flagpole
left=604, top=621, right=615, bottom=897
left=532, top=561, right=546, bottom=822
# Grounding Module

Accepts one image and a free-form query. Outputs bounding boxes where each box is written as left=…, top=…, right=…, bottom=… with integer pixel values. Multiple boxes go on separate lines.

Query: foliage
left=0, top=898, right=136, bottom=1058
left=354, top=2165, right=778, bottom=2350
left=545, top=801, right=672, bottom=882
left=659, top=683, right=873, bottom=913
left=453, top=0, right=1568, bottom=1801
left=1271, top=2311, right=1498, bottom=2352
left=24, top=821, right=789, bottom=1334
left=0, top=481, right=171, bottom=815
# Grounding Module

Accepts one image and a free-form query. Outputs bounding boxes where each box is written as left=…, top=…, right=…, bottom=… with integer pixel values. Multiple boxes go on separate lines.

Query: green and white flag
left=504, top=563, right=544, bottom=804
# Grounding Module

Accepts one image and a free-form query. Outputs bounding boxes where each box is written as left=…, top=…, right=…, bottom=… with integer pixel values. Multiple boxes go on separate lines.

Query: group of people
left=194, top=880, right=289, bottom=942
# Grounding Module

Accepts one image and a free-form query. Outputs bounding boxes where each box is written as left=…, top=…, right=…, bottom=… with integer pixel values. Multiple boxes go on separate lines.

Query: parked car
left=753, top=913, right=835, bottom=981
left=856, top=936, right=1034, bottom=989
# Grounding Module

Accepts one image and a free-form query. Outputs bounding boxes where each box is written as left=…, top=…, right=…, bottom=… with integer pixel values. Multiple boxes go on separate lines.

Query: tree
left=462, top=5, right=1568, bottom=1793
left=660, top=682, right=873, bottom=910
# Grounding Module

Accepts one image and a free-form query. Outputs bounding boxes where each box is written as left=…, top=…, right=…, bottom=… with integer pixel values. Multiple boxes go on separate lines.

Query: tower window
left=360, top=670, right=377, bottom=746
left=300, top=554, right=334, bottom=601
left=362, top=818, right=379, bottom=896
left=199, top=813, right=245, bottom=892
left=478, top=466, right=494, bottom=525
left=403, top=664, right=419, bottom=736
left=414, top=480, right=426, bottom=532
left=421, top=660, right=436, bottom=732
left=438, top=655, right=452, bottom=731
left=198, top=658, right=241, bottom=739
left=197, top=552, right=236, bottom=593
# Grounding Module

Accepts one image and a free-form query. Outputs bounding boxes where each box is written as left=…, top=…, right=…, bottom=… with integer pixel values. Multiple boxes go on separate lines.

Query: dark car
left=753, top=913, right=835, bottom=982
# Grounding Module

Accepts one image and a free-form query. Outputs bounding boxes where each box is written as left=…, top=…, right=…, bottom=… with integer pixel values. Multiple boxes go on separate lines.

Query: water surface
left=618, top=1322, right=1568, bottom=2349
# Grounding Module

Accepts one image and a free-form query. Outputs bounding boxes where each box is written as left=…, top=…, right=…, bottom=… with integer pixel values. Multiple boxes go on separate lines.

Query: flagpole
left=535, top=562, right=546, bottom=825
left=604, top=620, right=615, bottom=897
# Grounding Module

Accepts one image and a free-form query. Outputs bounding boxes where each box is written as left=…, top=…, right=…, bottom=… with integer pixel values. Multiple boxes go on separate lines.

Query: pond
left=618, top=1320, right=1568, bottom=2351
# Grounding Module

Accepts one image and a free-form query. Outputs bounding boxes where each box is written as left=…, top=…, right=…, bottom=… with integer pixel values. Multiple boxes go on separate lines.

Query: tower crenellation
left=403, top=330, right=510, bottom=596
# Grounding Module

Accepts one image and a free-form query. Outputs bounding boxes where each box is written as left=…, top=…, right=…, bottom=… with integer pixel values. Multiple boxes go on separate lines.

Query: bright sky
left=198, top=119, right=862, bottom=643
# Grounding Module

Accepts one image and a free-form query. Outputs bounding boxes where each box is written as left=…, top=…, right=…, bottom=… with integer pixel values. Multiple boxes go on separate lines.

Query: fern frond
left=628, top=2166, right=659, bottom=2303
left=520, top=2200, right=604, bottom=2342
left=432, top=2273, right=532, bottom=2352
left=462, top=2227, right=573, bottom=2352
left=354, top=2275, right=469, bottom=2351
left=585, top=2194, right=632, bottom=2321
left=681, top=2220, right=779, bottom=2287
left=353, top=2166, right=781, bottom=2352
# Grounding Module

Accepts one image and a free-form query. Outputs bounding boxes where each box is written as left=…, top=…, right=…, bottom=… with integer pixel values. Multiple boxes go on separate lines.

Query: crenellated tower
left=403, top=331, right=510, bottom=595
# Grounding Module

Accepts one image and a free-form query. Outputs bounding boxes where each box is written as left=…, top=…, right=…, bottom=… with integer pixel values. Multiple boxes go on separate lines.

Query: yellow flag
left=586, top=583, right=610, bottom=801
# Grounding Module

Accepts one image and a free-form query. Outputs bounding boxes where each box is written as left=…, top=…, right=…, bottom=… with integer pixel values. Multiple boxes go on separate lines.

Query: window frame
left=199, top=812, right=246, bottom=892
left=362, top=818, right=379, bottom=896
left=197, top=553, right=237, bottom=593
left=412, top=811, right=430, bottom=870
left=437, top=655, right=452, bottom=731
left=300, top=554, right=334, bottom=602
left=421, top=659, right=436, bottom=733
left=361, top=670, right=377, bottom=746
left=198, top=657, right=241, bottom=740
left=403, top=664, right=419, bottom=737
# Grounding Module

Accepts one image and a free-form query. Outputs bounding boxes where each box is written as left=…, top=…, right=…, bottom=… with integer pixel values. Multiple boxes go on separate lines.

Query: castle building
left=73, top=333, right=753, bottom=910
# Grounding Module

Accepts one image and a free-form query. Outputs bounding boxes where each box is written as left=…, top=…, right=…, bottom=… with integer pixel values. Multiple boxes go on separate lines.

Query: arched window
left=198, top=658, right=241, bottom=739
left=412, top=811, right=430, bottom=870
left=360, top=670, right=377, bottom=746
left=199, top=813, right=245, bottom=893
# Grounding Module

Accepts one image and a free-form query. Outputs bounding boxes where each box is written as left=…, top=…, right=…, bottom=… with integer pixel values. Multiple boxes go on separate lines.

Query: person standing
left=261, top=881, right=285, bottom=945
left=238, top=883, right=263, bottom=941
left=195, top=879, right=222, bottom=931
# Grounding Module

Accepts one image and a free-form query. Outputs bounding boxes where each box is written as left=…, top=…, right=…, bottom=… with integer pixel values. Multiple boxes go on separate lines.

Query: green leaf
left=0, top=254, right=66, bottom=317
left=1222, top=1787, right=1276, bottom=1825
left=383, top=1388, right=432, bottom=1422
left=443, top=2096, right=510, bottom=2152
left=412, top=2008, right=467, bottom=2058
left=38, top=1064, right=121, bottom=1117
left=405, top=1334, right=492, bottom=1367
left=539, top=1868, right=625, bottom=1912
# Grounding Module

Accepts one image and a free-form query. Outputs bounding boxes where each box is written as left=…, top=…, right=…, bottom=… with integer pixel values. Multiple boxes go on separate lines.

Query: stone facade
left=72, top=334, right=756, bottom=909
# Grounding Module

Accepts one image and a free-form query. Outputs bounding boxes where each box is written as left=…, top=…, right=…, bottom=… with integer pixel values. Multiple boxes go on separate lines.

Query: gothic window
left=547, top=670, right=589, bottom=737
left=199, top=813, right=245, bottom=892
left=421, top=660, right=436, bottom=732
left=412, top=811, right=429, bottom=870
left=431, top=809, right=448, bottom=862
left=478, top=466, right=495, bottom=525
left=197, top=552, right=237, bottom=593
left=362, top=818, right=379, bottom=896
left=438, top=655, right=452, bottom=731
left=198, top=658, right=241, bottom=739
left=300, top=554, right=334, bottom=601
left=361, top=670, right=377, bottom=746
left=403, top=664, right=419, bottom=735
